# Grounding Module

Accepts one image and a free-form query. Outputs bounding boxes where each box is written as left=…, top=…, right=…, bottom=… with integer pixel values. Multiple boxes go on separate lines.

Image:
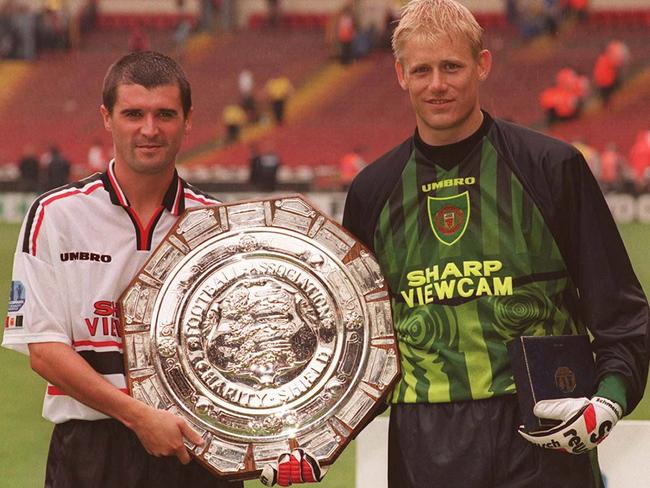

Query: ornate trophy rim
left=119, top=194, right=400, bottom=480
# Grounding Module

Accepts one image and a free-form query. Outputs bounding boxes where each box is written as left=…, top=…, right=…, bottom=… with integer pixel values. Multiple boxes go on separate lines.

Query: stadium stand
left=0, top=0, right=649, bottom=193
left=182, top=19, right=650, bottom=180
left=0, top=26, right=330, bottom=178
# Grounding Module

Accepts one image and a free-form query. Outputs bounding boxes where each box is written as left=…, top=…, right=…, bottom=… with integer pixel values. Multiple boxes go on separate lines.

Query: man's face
left=395, top=33, right=491, bottom=144
left=100, top=83, right=191, bottom=175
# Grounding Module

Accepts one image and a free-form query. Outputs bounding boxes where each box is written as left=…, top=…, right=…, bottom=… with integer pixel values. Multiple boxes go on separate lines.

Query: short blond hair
left=392, top=0, right=484, bottom=61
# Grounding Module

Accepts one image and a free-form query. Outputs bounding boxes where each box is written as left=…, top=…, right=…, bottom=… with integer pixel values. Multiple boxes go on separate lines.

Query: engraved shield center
left=205, top=277, right=318, bottom=388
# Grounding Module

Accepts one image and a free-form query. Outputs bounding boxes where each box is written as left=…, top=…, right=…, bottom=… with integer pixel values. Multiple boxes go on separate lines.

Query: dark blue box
left=507, top=335, right=596, bottom=432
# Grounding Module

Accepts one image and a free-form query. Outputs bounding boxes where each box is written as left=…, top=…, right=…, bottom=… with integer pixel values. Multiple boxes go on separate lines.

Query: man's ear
left=395, top=60, right=408, bottom=90
left=100, top=105, right=112, bottom=132
left=477, top=49, right=492, bottom=82
left=184, top=107, right=193, bottom=135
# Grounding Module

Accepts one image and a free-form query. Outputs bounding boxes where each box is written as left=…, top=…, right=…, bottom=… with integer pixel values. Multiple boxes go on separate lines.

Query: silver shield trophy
left=119, top=195, right=400, bottom=480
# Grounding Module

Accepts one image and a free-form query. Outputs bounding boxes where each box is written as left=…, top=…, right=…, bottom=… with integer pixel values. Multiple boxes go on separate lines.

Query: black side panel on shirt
left=342, top=137, right=413, bottom=252
left=489, top=118, right=649, bottom=412
left=78, top=351, right=124, bottom=375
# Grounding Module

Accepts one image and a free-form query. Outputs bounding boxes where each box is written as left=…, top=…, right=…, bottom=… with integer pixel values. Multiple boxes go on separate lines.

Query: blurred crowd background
left=0, top=0, right=649, bottom=203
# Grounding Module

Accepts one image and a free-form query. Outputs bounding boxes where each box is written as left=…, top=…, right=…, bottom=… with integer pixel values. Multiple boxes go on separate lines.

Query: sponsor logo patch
left=60, top=252, right=112, bottom=263
left=8, top=281, right=26, bottom=312
left=421, top=176, right=476, bottom=193
left=5, top=315, right=23, bottom=329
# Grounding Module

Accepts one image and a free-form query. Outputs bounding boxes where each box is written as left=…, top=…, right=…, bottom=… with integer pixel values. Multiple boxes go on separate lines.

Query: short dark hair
left=102, top=51, right=192, bottom=117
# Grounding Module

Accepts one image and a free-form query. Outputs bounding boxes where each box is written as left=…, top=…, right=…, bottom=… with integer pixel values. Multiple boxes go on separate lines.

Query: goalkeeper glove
left=260, top=448, right=327, bottom=486
left=518, top=396, right=623, bottom=454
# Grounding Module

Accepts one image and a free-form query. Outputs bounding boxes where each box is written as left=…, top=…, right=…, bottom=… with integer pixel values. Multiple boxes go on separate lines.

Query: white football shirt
left=3, top=161, right=219, bottom=423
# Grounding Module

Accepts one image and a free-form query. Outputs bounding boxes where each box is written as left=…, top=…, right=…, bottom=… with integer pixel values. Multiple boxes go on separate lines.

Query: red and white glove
left=518, top=396, right=623, bottom=454
left=260, top=448, right=327, bottom=486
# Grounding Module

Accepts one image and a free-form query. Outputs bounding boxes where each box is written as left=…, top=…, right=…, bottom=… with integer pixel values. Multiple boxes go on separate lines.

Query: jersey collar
left=101, top=160, right=186, bottom=216
left=414, top=110, right=494, bottom=171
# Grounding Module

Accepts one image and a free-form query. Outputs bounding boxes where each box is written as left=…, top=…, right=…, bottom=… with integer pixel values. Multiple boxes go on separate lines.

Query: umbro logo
left=60, top=252, right=112, bottom=263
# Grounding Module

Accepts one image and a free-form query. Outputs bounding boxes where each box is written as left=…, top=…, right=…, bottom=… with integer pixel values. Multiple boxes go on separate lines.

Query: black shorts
left=45, top=419, right=242, bottom=488
left=388, top=396, right=603, bottom=488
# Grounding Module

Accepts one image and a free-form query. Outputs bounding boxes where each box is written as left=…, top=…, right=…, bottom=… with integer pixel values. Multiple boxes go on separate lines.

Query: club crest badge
left=554, top=366, right=577, bottom=393
left=427, top=192, right=470, bottom=246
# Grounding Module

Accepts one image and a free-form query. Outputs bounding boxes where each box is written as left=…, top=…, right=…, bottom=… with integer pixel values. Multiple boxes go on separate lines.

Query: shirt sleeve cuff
left=595, top=373, right=628, bottom=415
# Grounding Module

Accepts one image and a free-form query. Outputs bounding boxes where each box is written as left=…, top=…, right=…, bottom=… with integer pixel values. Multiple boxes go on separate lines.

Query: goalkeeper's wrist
left=595, top=373, right=628, bottom=415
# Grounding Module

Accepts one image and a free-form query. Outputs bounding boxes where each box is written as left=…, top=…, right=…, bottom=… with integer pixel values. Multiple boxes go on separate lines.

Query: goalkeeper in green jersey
left=342, top=1, right=649, bottom=486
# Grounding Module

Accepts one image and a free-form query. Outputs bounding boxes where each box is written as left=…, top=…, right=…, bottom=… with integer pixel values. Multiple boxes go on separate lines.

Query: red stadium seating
left=0, top=15, right=648, bottom=178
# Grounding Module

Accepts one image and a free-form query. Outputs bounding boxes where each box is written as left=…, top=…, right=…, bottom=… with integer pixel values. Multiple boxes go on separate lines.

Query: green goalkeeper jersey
left=375, top=132, right=581, bottom=403
left=343, top=113, right=648, bottom=408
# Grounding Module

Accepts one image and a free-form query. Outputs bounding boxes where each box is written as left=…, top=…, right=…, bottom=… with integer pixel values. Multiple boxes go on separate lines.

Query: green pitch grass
left=1, top=222, right=649, bottom=487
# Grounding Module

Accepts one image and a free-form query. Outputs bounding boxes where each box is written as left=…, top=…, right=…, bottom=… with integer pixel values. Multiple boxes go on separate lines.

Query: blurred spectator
left=173, top=18, right=192, bottom=60
left=505, top=0, right=519, bottom=25
left=0, top=2, right=16, bottom=59
left=339, top=148, right=366, bottom=189
left=593, top=40, right=630, bottom=106
left=219, top=0, right=236, bottom=32
left=265, top=75, right=294, bottom=125
left=607, top=39, right=631, bottom=75
left=599, top=143, right=627, bottom=193
left=1, top=1, right=38, bottom=60
left=38, top=5, right=70, bottom=51
left=593, top=52, right=617, bottom=105
left=128, top=23, right=150, bottom=52
left=239, top=67, right=258, bottom=122
left=542, top=0, right=562, bottom=36
left=336, top=5, right=356, bottom=65
left=539, top=85, right=578, bottom=125
left=558, top=67, right=590, bottom=103
left=18, top=145, right=40, bottom=192
left=380, top=4, right=399, bottom=50
left=87, top=139, right=108, bottom=173
left=12, top=3, right=37, bottom=60
left=266, top=0, right=280, bottom=28
left=539, top=66, right=590, bottom=125
left=354, top=0, right=384, bottom=58
left=518, top=0, right=555, bottom=40
left=572, top=139, right=600, bottom=179
left=222, top=104, right=247, bottom=142
left=42, top=145, right=71, bottom=190
left=562, top=0, right=589, bottom=22
left=1, top=0, right=79, bottom=59
left=629, top=130, right=650, bottom=193
left=249, top=141, right=281, bottom=192
left=199, top=0, right=216, bottom=32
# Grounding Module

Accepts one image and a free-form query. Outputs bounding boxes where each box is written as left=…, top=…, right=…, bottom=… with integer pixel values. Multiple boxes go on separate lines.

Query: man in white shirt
left=3, top=50, right=241, bottom=488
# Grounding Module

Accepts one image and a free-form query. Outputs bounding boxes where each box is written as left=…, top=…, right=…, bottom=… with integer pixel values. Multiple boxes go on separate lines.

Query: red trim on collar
left=107, top=161, right=129, bottom=206
left=172, top=178, right=184, bottom=216
left=125, top=205, right=165, bottom=250
left=106, top=160, right=181, bottom=214
left=185, top=192, right=216, bottom=206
